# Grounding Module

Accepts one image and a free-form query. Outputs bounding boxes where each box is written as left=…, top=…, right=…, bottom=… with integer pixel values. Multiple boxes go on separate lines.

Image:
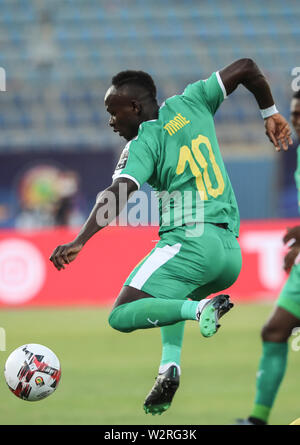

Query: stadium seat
left=0, top=0, right=299, bottom=149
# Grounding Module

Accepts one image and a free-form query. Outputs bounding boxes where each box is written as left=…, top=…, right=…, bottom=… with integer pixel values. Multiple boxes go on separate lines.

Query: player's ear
left=131, top=100, right=142, bottom=115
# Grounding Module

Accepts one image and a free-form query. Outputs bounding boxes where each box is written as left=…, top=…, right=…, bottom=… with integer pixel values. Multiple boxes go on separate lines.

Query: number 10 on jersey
left=176, top=134, right=225, bottom=200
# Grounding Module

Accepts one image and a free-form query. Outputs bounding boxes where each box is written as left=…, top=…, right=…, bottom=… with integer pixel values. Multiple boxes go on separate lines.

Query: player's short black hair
left=112, top=70, right=157, bottom=99
left=293, top=90, right=300, bottom=99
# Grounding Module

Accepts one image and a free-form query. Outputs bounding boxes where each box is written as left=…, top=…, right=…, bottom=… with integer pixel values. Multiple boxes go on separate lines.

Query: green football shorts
left=124, top=223, right=242, bottom=301
left=277, top=264, right=300, bottom=319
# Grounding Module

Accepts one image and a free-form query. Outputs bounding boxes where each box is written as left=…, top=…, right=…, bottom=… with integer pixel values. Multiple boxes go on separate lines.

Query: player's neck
left=128, top=104, right=159, bottom=140
left=142, top=103, right=159, bottom=122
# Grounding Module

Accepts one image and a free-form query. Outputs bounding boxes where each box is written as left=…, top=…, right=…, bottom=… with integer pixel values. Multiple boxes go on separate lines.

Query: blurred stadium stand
left=0, top=0, right=299, bottom=149
left=0, top=0, right=299, bottom=225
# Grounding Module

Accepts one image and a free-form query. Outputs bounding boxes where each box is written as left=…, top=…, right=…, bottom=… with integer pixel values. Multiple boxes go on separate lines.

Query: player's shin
left=159, top=322, right=185, bottom=373
left=250, top=341, right=288, bottom=423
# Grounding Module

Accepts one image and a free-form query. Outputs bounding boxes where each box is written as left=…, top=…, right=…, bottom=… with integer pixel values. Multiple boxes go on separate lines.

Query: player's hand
left=49, top=241, right=83, bottom=271
left=264, top=113, right=293, bottom=152
left=283, top=246, right=300, bottom=272
left=283, top=226, right=300, bottom=272
left=283, top=225, right=300, bottom=246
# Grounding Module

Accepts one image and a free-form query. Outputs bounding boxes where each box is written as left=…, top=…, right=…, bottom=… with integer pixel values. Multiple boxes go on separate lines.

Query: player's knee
left=261, top=322, right=290, bottom=343
left=108, top=306, right=134, bottom=333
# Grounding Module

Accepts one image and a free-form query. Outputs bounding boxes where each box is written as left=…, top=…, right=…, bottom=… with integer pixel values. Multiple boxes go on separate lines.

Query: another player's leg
left=237, top=264, right=300, bottom=425
left=236, top=306, right=300, bottom=425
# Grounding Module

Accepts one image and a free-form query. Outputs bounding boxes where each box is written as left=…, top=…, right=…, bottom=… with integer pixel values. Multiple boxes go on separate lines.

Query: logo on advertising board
left=0, top=239, right=46, bottom=304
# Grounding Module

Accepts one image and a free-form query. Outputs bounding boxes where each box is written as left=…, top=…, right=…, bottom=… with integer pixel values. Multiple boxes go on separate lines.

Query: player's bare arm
left=219, top=58, right=293, bottom=151
left=49, top=177, right=137, bottom=271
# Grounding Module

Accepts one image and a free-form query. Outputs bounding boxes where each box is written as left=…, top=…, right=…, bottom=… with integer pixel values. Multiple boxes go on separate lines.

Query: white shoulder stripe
left=112, top=173, right=140, bottom=189
left=216, top=71, right=227, bottom=99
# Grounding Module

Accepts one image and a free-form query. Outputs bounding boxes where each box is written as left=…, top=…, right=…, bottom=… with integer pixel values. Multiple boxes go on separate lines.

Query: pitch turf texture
left=0, top=303, right=299, bottom=425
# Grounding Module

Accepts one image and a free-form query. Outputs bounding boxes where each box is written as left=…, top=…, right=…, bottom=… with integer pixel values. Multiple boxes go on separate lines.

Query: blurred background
left=0, top=0, right=300, bottom=425
left=0, top=0, right=299, bottom=229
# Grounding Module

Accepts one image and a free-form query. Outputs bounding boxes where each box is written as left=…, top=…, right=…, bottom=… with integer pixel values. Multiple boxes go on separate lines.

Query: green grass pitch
left=0, top=303, right=299, bottom=425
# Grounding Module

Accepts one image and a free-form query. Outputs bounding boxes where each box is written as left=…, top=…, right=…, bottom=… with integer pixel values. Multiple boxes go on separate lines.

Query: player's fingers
left=53, top=247, right=66, bottom=270
left=265, top=134, right=272, bottom=144
left=283, top=226, right=292, bottom=238
left=56, top=255, right=65, bottom=268
left=284, top=251, right=294, bottom=271
left=279, top=137, right=288, bottom=151
left=61, top=249, right=70, bottom=265
left=285, top=237, right=296, bottom=248
left=266, top=130, right=280, bottom=151
left=277, top=129, right=288, bottom=147
left=284, top=125, right=293, bottom=145
left=54, top=258, right=64, bottom=270
left=283, top=227, right=298, bottom=244
left=278, top=127, right=291, bottom=151
left=284, top=130, right=293, bottom=147
left=284, top=248, right=300, bottom=272
left=51, top=256, right=62, bottom=271
left=49, top=246, right=60, bottom=262
left=49, top=246, right=62, bottom=270
left=265, top=130, right=273, bottom=144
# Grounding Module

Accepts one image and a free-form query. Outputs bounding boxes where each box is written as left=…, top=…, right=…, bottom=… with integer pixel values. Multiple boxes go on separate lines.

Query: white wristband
left=260, top=104, right=279, bottom=119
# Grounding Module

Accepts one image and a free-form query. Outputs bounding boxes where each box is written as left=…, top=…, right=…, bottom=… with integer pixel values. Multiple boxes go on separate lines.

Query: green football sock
left=159, top=322, right=185, bottom=369
left=250, top=341, right=288, bottom=423
left=108, top=298, right=199, bottom=333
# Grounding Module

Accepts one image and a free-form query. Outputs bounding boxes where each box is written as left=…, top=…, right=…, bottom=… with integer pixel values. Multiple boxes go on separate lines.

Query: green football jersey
left=113, top=72, right=240, bottom=236
left=295, top=145, right=300, bottom=211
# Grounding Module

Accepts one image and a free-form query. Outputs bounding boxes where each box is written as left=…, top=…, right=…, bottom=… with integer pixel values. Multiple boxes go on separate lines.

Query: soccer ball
left=4, top=344, right=61, bottom=401
left=290, top=418, right=300, bottom=425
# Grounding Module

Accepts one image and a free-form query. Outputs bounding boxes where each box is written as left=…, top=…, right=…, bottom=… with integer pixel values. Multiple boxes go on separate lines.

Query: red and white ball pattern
left=4, top=344, right=61, bottom=401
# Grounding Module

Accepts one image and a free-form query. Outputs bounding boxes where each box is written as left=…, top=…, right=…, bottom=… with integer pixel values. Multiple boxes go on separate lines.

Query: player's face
left=290, top=98, right=300, bottom=139
left=104, top=86, right=141, bottom=141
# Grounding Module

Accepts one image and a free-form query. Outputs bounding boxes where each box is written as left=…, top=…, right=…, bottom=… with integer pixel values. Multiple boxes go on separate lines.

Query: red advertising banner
left=0, top=220, right=299, bottom=307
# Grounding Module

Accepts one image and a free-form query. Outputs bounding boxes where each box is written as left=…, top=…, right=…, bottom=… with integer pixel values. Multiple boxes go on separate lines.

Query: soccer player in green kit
left=236, top=90, right=300, bottom=425
left=50, top=58, right=292, bottom=415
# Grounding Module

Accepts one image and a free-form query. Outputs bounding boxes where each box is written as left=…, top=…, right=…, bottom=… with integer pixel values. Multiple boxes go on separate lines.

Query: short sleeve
left=112, top=138, right=156, bottom=189
left=183, top=71, right=227, bottom=115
